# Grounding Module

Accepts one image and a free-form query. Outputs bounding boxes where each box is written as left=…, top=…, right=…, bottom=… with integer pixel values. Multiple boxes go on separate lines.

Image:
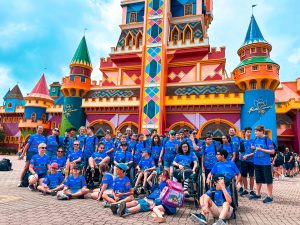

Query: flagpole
left=252, top=4, right=257, bottom=15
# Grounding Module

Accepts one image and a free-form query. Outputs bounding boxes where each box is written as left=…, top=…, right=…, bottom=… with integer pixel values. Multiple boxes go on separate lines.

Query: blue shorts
left=163, top=161, right=173, bottom=168
left=70, top=189, right=81, bottom=194
left=162, top=203, right=176, bottom=215
left=26, top=151, right=36, bottom=162
left=138, top=199, right=151, bottom=212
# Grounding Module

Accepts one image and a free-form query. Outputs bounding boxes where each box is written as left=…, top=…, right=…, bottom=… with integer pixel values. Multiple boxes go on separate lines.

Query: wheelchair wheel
left=196, top=171, right=204, bottom=199
left=230, top=177, right=238, bottom=212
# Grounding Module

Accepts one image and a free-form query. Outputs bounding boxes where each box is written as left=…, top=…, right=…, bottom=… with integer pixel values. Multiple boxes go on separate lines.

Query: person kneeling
left=191, top=174, right=233, bottom=225
left=102, top=163, right=134, bottom=207
left=37, top=162, right=64, bottom=196
left=57, top=164, right=89, bottom=200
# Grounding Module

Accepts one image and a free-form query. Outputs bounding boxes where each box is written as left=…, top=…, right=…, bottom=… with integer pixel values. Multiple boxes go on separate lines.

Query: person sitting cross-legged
left=190, top=174, right=234, bottom=225
left=102, top=163, right=134, bottom=207
left=64, top=140, right=82, bottom=178
left=37, top=162, right=64, bottom=196
left=57, top=164, right=89, bottom=200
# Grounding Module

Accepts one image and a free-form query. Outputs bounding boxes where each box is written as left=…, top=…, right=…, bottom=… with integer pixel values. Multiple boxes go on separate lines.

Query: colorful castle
left=1, top=0, right=299, bottom=153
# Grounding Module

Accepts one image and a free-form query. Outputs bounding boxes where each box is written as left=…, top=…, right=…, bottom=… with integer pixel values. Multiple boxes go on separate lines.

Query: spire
left=243, top=15, right=268, bottom=46
left=27, top=74, right=53, bottom=102
left=70, top=36, right=92, bottom=68
left=5, top=85, right=23, bottom=100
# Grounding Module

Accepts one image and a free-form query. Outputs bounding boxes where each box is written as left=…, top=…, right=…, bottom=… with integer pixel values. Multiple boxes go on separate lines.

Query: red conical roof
left=27, top=74, right=53, bottom=102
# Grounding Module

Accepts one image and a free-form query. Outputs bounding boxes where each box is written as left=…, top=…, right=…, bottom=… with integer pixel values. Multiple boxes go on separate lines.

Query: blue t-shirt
left=151, top=144, right=162, bottom=160
left=103, top=139, right=114, bottom=157
left=230, top=136, right=242, bottom=159
left=83, top=136, right=99, bottom=158
left=68, top=150, right=82, bottom=162
left=206, top=187, right=232, bottom=206
left=138, top=156, right=155, bottom=170
left=221, top=143, right=236, bottom=161
left=91, top=151, right=108, bottom=164
left=147, top=181, right=167, bottom=200
left=102, top=172, right=114, bottom=189
left=30, top=154, right=50, bottom=174
left=64, top=175, right=86, bottom=191
left=211, top=161, right=240, bottom=180
left=128, top=140, right=136, bottom=153
left=76, top=134, right=87, bottom=150
left=133, top=141, right=145, bottom=163
left=43, top=172, right=64, bottom=189
left=27, top=134, right=47, bottom=153
left=201, top=144, right=217, bottom=170
left=113, top=175, right=132, bottom=199
left=114, top=151, right=133, bottom=164
left=63, top=137, right=77, bottom=155
left=174, top=153, right=197, bottom=169
left=163, top=140, right=178, bottom=162
left=240, top=139, right=254, bottom=162
left=253, top=136, right=274, bottom=166
left=145, top=138, right=152, bottom=148
left=51, top=156, right=67, bottom=168
left=46, top=135, right=60, bottom=153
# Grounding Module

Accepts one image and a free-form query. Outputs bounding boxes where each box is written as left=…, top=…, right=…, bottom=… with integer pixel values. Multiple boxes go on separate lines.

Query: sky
left=0, top=0, right=300, bottom=104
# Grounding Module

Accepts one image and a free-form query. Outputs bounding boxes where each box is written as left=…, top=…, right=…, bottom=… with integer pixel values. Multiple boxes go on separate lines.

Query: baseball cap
left=50, top=162, right=59, bottom=169
left=169, top=130, right=176, bottom=135
left=73, top=164, right=81, bottom=170
left=141, top=148, right=150, bottom=154
left=116, top=163, right=128, bottom=172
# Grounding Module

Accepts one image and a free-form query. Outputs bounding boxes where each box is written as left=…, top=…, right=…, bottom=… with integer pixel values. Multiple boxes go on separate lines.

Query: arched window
left=41, top=114, right=47, bottom=123
left=125, top=32, right=134, bottom=47
left=250, top=81, right=257, bottom=90
left=7, top=102, right=12, bottom=108
left=261, top=80, right=266, bottom=89
left=31, top=113, right=36, bottom=122
left=183, top=25, right=193, bottom=43
left=170, top=26, right=180, bottom=44
left=136, top=32, right=143, bottom=48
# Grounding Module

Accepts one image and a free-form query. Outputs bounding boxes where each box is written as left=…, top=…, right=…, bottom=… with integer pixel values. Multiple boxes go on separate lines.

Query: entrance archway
left=89, top=120, right=116, bottom=137
left=118, top=122, right=139, bottom=134
left=198, top=119, right=239, bottom=138
left=169, top=121, right=195, bottom=133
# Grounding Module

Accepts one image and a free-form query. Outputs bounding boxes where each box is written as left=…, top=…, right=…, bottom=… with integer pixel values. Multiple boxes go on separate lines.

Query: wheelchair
left=173, top=166, right=204, bottom=208
left=85, top=165, right=101, bottom=189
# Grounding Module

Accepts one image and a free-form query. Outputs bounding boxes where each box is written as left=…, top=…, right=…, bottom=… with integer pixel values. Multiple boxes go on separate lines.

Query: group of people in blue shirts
left=18, top=124, right=276, bottom=225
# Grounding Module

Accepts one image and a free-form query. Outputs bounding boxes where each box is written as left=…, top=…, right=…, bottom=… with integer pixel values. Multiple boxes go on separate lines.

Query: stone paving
left=0, top=156, right=299, bottom=225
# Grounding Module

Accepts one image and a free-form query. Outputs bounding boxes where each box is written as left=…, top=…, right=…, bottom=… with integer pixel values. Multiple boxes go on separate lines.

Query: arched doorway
left=169, top=121, right=195, bottom=133
left=89, top=120, right=116, bottom=138
left=198, top=119, right=239, bottom=140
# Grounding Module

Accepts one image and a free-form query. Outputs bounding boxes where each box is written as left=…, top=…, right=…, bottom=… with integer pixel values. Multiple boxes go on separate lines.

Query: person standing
left=18, top=125, right=46, bottom=187
left=249, top=125, right=275, bottom=204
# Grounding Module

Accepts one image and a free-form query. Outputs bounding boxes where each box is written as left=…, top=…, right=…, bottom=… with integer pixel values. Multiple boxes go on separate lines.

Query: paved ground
left=0, top=156, right=299, bottom=225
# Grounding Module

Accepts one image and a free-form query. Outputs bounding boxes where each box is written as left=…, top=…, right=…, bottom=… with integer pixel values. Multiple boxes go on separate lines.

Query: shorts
left=137, top=198, right=151, bottom=212
left=26, top=151, right=36, bottom=162
left=163, top=161, right=173, bottom=169
left=162, top=203, right=176, bottom=215
left=209, top=201, right=233, bottom=220
left=241, top=161, right=254, bottom=177
left=254, top=165, right=273, bottom=184
left=69, top=189, right=81, bottom=194
left=283, top=163, right=290, bottom=170
left=289, top=162, right=295, bottom=169
left=29, top=173, right=47, bottom=181
left=104, top=189, right=113, bottom=195
left=235, top=159, right=241, bottom=172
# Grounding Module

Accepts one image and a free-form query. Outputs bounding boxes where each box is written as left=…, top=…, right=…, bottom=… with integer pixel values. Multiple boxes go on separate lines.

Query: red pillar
left=293, top=110, right=300, bottom=154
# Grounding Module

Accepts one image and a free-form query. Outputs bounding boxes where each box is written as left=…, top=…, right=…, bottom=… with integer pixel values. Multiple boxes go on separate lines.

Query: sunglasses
left=73, top=144, right=79, bottom=146
left=216, top=153, right=221, bottom=155
left=192, top=133, right=197, bottom=135
left=57, top=151, right=63, bottom=153
left=40, top=147, right=47, bottom=149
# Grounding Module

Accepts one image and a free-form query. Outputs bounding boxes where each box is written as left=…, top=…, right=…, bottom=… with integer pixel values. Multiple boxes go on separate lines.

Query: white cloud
left=288, top=47, right=300, bottom=64
left=0, top=66, right=13, bottom=89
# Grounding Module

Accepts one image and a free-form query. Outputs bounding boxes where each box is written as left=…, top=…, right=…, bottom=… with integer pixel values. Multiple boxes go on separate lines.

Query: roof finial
left=252, top=4, right=257, bottom=15
left=84, top=28, right=88, bottom=36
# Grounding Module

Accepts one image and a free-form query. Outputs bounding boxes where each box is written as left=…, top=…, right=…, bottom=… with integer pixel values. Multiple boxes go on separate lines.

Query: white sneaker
left=280, top=174, right=285, bottom=180
left=212, top=219, right=227, bottom=225
left=103, top=201, right=111, bottom=207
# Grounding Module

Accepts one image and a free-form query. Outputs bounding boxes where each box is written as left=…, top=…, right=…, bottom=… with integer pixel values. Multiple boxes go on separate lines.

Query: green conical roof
left=70, top=36, right=92, bottom=68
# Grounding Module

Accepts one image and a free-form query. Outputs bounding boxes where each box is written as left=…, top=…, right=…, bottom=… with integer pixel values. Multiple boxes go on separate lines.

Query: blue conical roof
left=243, top=15, right=268, bottom=46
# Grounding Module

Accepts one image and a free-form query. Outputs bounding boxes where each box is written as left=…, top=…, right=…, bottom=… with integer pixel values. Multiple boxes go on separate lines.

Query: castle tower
left=3, top=84, right=25, bottom=113
left=19, top=74, right=54, bottom=138
left=60, top=36, right=93, bottom=132
left=232, top=15, right=280, bottom=141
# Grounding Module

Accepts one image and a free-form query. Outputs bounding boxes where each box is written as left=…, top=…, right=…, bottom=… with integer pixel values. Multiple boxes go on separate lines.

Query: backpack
left=275, top=152, right=284, bottom=165
left=0, top=158, right=12, bottom=171
left=160, top=179, right=184, bottom=208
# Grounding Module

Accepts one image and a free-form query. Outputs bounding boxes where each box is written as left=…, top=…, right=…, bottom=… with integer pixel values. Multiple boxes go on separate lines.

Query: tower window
left=31, top=113, right=36, bottom=122
left=262, top=47, right=267, bottom=53
left=241, top=51, right=245, bottom=57
left=239, top=67, right=245, bottom=73
left=250, top=48, right=256, bottom=53
left=41, top=114, right=47, bottom=123
left=184, top=4, right=193, bottom=16
left=250, top=81, right=257, bottom=90
left=51, top=87, right=56, bottom=93
left=129, top=12, right=137, bottom=23
left=267, top=65, right=273, bottom=71
left=7, top=102, right=12, bottom=108
left=185, top=29, right=191, bottom=41
left=252, top=65, right=258, bottom=71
